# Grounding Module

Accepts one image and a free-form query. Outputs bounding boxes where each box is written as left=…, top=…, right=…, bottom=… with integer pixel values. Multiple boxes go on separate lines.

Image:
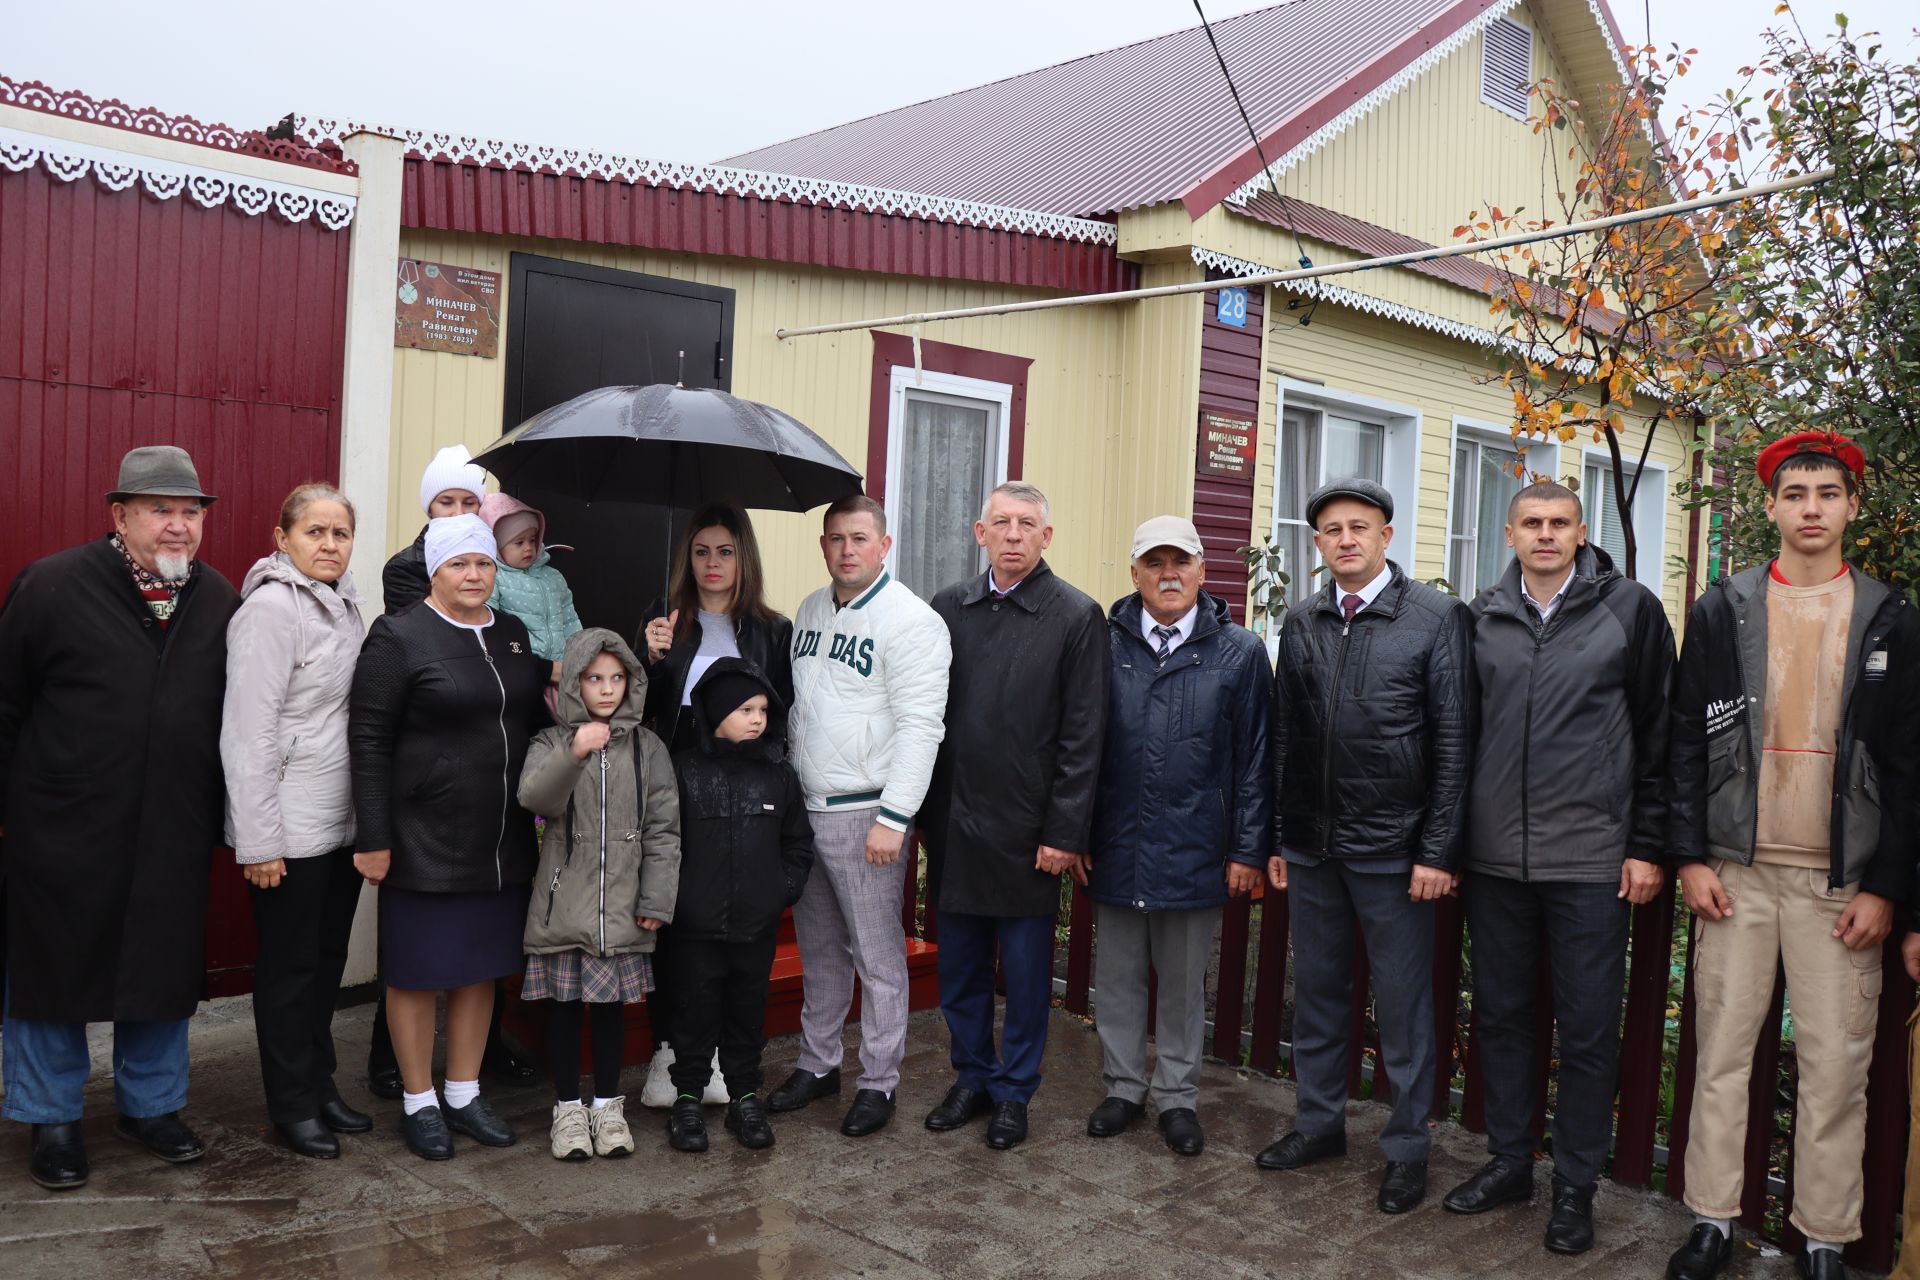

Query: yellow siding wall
left=1253, top=289, right=1698, bottom=627
left=388, top=230, right=1196, bottom=614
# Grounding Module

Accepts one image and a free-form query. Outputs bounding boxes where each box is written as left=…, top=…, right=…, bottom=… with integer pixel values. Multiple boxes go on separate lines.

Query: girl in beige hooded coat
left=518, top=628, right=681, bottom=1159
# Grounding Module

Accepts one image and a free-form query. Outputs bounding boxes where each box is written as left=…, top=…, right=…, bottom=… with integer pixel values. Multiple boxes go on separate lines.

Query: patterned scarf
left=111, top=532, right=194, bottom=627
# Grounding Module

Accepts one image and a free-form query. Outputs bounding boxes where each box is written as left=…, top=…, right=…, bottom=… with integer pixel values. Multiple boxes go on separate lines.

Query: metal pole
left=773, top=168, right=1834, bottom=340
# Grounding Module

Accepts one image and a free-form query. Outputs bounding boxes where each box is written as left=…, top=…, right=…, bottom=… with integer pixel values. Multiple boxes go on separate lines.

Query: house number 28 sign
left=1215, top=286, right=1249, bottom=328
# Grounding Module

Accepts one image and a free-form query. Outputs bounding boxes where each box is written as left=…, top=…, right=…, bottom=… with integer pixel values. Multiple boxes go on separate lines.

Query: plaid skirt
left=522, top=949, right=655, bottom=1004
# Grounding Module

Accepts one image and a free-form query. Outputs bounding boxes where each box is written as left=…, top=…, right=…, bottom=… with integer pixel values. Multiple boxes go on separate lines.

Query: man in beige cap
left=1083, top=515, right=1271, bottom=1156
left=0, top=445, right=239, bottom=1190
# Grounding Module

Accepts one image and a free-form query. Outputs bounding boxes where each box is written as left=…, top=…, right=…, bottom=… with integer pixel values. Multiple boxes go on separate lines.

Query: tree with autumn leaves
left=1472, top=8, right=1918, bottom=593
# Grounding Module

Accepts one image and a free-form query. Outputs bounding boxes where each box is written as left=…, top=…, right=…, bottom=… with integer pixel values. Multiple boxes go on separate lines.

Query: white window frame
left=1271, top=377, right=1424, bottom=590
left=884, top=366, right=1013, bottom=584
left=1480, top=15, right=1534, bottom=121
left=1440, top=418, right=1559, bottom=598
left=1580, top=446, right=1669, bottom=592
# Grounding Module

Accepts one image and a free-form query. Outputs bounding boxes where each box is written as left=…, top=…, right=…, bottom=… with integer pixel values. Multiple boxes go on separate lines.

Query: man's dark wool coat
left=0, top=536, right=239, bottom=1022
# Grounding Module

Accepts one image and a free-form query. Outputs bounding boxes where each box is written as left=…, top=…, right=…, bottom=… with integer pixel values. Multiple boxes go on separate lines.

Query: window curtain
left=894, top=396, right=991, bottom=599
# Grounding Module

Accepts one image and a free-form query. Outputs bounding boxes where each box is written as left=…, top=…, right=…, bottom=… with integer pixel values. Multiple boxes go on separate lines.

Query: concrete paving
left=0, top=998, right=1811, bottom=1279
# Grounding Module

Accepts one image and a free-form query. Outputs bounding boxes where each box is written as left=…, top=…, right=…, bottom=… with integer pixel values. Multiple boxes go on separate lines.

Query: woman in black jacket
left=637, top=502, right=793, bottom=1102
left=663, top=658, right=815, bottom=1153
left=350, top=515, right=549, bottom=1160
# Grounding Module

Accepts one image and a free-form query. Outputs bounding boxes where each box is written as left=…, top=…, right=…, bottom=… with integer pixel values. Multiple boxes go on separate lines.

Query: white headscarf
left=418, top=444, right=487, bottom=515
left=424, top=514, right=497, bottom=578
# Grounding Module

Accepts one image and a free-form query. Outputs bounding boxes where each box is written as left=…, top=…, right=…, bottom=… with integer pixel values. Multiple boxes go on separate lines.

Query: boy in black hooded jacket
left=664, top=658, right=816, bottom=1152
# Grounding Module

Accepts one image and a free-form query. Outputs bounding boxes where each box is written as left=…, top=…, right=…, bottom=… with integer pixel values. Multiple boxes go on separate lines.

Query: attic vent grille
left=1480, top=16, right=1534, bottom=120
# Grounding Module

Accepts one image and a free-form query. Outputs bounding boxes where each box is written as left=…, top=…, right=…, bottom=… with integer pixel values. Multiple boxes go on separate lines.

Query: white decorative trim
left=0, top=125, right=356, bottom=229
left=1225, top=0, right=1633, bottom=207
left=1192, top=245, right=1507, bottom=349
left=293, top=117, right=1117, bottom=246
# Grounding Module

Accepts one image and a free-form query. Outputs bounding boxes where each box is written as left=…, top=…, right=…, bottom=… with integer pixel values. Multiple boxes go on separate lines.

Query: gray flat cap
left=106, top=445, right=217, bottom=504
left=1305, top=477, right=1392, bottom=527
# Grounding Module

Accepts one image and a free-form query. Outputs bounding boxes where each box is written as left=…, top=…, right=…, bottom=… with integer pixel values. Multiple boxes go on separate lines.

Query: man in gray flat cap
left=1253, top=478, right=1474, bottom=1217
left=0, top=446, right=240, bottom=1191
left=1085, top=515, right=1271, bottom=1158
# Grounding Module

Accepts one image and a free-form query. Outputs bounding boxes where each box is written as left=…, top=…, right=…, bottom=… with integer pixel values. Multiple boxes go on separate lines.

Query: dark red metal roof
left=723, top=0, right=1505, bottom=218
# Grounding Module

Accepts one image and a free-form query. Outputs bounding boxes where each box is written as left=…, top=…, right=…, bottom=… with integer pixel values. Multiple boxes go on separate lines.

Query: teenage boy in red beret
left=1665, top=433, right=1919, bottom=1280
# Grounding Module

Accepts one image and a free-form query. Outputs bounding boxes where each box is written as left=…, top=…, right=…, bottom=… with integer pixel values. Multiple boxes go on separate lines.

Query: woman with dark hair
left=221, top=484, right=369, bottom=1159
left=349, top=515, right=550, bottom=1160
left=637, top=502, right=793, bottom=1106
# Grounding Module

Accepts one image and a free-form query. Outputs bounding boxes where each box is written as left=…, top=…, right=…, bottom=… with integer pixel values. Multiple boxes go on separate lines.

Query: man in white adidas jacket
left=765, top=495, right=952, bottom=1137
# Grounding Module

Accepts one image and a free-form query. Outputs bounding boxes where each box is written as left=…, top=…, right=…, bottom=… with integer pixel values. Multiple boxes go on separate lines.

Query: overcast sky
left=8, top=1, right=1914, bottom=167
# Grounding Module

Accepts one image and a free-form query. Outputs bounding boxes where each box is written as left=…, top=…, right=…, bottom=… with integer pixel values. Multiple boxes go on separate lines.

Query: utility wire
left=1191, top=0, right=1314, bottom=324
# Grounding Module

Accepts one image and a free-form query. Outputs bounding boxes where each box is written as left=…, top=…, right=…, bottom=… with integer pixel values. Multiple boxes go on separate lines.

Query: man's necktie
left=1342, top=593, right=1363, bottom=623
left=1152, top=624, right=1179, bottom=663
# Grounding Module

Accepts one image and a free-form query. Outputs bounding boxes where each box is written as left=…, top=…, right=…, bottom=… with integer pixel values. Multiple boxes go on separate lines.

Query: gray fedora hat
left=106, top=445, right=217, bottom=505
left=1305, top=476, right=1392, bottom=527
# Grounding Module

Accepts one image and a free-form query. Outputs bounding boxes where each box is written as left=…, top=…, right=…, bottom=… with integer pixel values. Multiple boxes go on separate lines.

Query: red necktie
left=1342, top=593, right=1362, bottom=623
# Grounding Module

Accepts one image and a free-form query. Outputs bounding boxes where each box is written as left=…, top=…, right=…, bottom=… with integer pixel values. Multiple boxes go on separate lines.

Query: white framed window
left=1581, top=448, right=1669, bottom=591
left=1443, top=420, right=1558, bottom=598
left=1480, top=16, right=1534, bottom=120
left=1271, top=379, right=1422, bottom=605
left=885, top=367, right=1011, bottom=599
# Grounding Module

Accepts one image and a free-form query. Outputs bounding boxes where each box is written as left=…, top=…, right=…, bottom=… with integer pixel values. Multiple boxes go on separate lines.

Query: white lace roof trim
left=291, top=117, right=1119, bottom=246
left=0, top=125, right=356, bottom=229
left=1224, top=0, right=1630, bottom=208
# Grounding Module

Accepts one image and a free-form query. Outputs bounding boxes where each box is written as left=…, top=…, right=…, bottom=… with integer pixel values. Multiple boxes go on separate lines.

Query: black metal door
left=501, top=253, right=736, bottom=639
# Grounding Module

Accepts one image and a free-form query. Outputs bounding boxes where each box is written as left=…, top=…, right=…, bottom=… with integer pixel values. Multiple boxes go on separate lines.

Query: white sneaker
left=589, top=1097, right=636, bottom=1157
left=550, top=1101, right=592, bottom=1160
left=640, top=1044, right=677, bottom=1109
left=702, top=1050, right=730, bottom=1105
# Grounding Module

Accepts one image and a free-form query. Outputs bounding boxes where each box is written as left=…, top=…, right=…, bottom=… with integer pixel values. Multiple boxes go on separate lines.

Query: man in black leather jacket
left=1254, top=479, right=1474, bottom=1218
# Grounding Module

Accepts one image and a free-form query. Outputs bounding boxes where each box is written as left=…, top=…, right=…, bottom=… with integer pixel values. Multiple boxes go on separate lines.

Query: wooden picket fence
left=895, top=842, right=1912, bottom=1273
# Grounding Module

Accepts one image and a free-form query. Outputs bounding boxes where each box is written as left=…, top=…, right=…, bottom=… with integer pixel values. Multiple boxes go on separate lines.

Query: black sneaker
left=667, top=1096, right=709, bottom=1152
left=725, top=1094, right=776, bottom=1149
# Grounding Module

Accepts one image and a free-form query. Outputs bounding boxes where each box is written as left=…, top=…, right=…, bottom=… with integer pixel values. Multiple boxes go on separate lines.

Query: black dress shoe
left=985, top=1100, right=1028, bottom=1149
left=1378, top=1160, right=1428, bottom=1214
left=840, top=1088, right=895, bottom=1138
left=925, top=1084, right=993, bottom=1131
left=1086, top=1096, right=1145, bottom=1137
left=1666, top=1223, right=1732, bottom=1280
left=479, top=1047, right=539, bottom=1088
left=274, top=1118, right=341, bottom=1159
left=444, top=1096, right=515, bottom=1147
left=319, top=1096, right=373, bottom=1134
left=366, top=1066, right=404, bottom=1101
left=667, top=1097, right=709, bottom=1152
left=1157, top=1108, right=1204, bottom=1157
left=1255, top=1129, right=1346, bottom=1170
left=114, top=1112, right=207, bottom=1163
left=724, top=1095, right=776, bottom=1149
left=767, top=1067, right=842, bottom=1113
left=28, top=1123, right=88, bottom=1191
left=1796, top=1250, right=1847, bottom=1279
left=1442, top=1155, right=1536, bottom=1214
left=401, top=1106, right=454, bottom=1160
left=1544, top=1180, right=1595, bottom=1254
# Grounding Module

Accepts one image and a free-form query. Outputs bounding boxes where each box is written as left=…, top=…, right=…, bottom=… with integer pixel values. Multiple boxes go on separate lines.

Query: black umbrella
left=471, top=384, right=864, bottom=639
left=472, top=384, right=862, bottom=512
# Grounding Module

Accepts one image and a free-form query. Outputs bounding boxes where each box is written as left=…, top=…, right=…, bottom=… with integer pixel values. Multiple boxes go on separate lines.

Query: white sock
left=402, top=1088, right=439, bottom=1116
left=1807, top=1240, right=1841, bottom=1256
left=556, top=1097, right=582, bottom=1107
left=1694, top=1216, right=1731, bottom=1238
left=443, top=1078, right=480, bottom=1110
left=591, top=1097, right=615, bottom=1110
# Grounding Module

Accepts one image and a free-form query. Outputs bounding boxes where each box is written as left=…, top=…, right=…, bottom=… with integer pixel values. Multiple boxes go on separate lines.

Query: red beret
left=1756, top=431, right=1864, bottom=487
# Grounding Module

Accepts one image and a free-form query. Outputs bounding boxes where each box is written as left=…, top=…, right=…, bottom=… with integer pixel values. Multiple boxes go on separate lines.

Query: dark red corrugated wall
left=0, top=163, right=351, bottom=993
left=1195, top=276, right=1265, bottom=621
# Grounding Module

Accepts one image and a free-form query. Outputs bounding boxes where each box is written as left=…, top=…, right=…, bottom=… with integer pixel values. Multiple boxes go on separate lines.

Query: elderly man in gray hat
left=1254, top=478, right=1474, bottom=1216
left=1085, top=515, right=1271, bottom=1157
left=0, top=446, right=240, bottom=1191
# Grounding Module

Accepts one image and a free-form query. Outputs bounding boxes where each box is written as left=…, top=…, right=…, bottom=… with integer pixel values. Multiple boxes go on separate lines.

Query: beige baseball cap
left=1130, top=514, right=1204, bottom=560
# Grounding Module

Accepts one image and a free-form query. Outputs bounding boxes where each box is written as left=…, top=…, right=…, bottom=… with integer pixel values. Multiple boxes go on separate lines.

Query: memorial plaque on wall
left=394, top=259, right=501, bottom=357
left=1198, top=410, right=1257, bottom=478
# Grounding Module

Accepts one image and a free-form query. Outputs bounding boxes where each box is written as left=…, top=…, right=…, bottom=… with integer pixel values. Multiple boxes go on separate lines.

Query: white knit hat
left=418, top=444, right=487, bottom=515
left=424, top=514, right=498, bottom=578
